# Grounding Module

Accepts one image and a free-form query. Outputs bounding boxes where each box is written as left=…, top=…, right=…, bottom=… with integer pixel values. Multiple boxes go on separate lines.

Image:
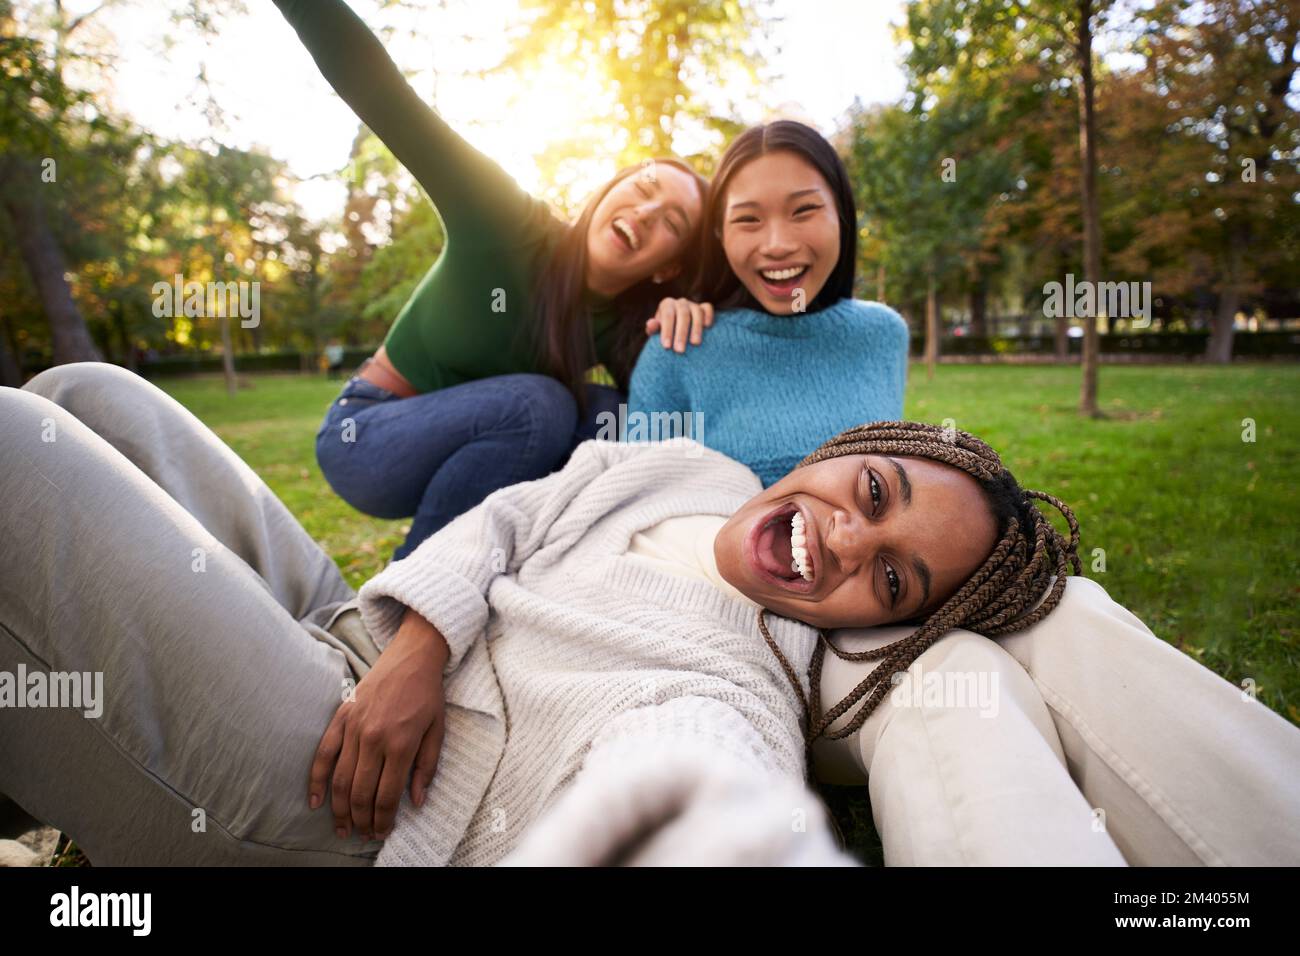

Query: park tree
left=846, top=91, right=1021, bottom=381
left=906, top=0, right=1122, bottom=417
left=1140, top=0, right=1299, bottom=362
left=1, top=0, right=263, bottom=379
left=0, top=0, right=105, bottom=364
left=490, top=0, right=772, bottom=193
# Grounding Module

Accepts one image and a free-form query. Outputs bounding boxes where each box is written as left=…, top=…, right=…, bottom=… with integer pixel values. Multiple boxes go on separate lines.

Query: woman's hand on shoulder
left=645, top=297, right=714, bottom=353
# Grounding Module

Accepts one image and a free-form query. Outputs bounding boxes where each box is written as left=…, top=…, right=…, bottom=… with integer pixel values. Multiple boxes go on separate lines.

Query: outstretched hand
left=308, top=608, right=449, bottom=842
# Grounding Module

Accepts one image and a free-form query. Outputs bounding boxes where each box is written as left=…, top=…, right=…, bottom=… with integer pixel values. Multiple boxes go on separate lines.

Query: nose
left=634, top=199, right=663, bottom=225
left=825, top=507, right=872, bottom=576
left=758, top=221, right=799, bottom=258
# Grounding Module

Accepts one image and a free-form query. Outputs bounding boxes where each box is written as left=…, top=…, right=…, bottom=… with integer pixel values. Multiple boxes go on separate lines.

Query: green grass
left=902, top=363, right=1298, bottom=728
left=147, top=363, right=1296, bottom=867
left=160, top=374, right=409, bottom=591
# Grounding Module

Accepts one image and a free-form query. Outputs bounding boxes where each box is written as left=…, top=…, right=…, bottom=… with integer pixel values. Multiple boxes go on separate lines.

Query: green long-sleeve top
left=272, top=0, right=620, bottom=394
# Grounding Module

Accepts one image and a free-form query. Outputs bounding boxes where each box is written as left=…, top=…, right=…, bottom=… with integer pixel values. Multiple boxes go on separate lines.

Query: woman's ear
left=652, top=262, right=683, bottom=285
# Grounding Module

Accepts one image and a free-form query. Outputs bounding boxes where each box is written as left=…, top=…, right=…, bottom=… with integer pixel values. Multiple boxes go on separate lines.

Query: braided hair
left=755, top=420, right=1083, bottom=784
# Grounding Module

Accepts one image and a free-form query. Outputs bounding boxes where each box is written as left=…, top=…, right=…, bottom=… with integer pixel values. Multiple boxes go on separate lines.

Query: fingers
left=308, top=707, right=346, bottom=811
left=689, top=302, right=706, bottom=346
left=653, top=299, right=713, bottom=351
left=672, top=299, right=691, bottom=353
left=409, top=716, right=446, bottom=809
left=330, top=723, right=361, bottom=838
left=371, top=753, right=407, bottom=840
left=349, top=730, right=386, bottom=840
left=658, top=299, right=674, bottom=348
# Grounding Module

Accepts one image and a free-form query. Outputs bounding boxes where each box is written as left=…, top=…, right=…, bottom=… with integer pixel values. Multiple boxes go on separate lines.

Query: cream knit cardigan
left=357, top=438, right=857, bottom=866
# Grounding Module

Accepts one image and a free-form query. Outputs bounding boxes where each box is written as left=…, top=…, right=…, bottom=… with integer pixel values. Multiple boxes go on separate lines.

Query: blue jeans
left=316, top=371, right=625, bottom=561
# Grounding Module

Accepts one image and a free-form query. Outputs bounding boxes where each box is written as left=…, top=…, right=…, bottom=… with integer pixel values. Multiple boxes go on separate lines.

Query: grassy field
left=147, top=362, right=1296, bottom=866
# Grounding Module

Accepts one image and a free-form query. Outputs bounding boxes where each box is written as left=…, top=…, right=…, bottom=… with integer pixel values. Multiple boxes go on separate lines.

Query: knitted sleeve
left=498, top=696, right=857, bottom=866
left=357, top=439, right=629, bottom=675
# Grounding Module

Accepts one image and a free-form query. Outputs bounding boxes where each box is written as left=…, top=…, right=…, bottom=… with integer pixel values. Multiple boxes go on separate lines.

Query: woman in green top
left=272, top=0, right=709, bottom=560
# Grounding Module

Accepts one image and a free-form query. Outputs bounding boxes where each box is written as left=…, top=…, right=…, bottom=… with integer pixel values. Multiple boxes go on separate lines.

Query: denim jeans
left=316, top=370, right=625, bottom=560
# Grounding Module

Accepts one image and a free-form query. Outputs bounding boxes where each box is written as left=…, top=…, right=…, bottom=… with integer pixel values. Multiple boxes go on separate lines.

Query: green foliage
left=845, top=0, right=1299, bottom=334
left=490, top=0, right=772, bottom=198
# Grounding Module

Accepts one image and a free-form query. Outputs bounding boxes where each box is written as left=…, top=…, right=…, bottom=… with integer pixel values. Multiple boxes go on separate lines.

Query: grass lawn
left=146, top=362, right=1296, bottom=866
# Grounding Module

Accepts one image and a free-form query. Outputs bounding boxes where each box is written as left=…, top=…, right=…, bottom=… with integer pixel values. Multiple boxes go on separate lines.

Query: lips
left=757, top=264, right=809, bottom=297
left=745, top=500, right=817, bottom=595
left=612, top=217, right=641, bottom=253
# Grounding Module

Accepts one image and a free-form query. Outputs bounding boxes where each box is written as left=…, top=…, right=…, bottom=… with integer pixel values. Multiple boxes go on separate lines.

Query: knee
left=895, top=630, right=1037, bottom=715
left=495, top=374, right=578, bottom=457
left=23, top=361, right=150, bottom=410
left=916, top=631, right=1028, bottom=683
left=0, top=386, right=67, bottom=441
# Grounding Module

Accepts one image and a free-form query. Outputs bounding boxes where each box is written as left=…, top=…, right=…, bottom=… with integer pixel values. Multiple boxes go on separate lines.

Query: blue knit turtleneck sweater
left=626, top=298, right=910, bottom=487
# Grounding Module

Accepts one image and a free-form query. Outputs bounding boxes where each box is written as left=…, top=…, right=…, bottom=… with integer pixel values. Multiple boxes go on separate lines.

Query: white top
left=356, top=438, right=853, bottom=866
left=625, top=513, right=761, bottom=609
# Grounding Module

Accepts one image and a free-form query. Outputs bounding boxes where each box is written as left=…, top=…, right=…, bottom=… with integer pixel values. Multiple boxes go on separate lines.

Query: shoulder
left=832, top=298, right=908, bottom=333
left=829, top=300, right=910, bottom=354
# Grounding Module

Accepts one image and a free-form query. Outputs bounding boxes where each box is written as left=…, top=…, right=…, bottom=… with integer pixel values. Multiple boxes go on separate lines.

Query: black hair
left=695, top=120, right=857, bottom=313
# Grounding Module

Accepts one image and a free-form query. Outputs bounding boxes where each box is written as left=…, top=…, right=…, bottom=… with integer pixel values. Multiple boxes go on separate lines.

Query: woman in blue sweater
left=628, top=120, right=909, bottom=486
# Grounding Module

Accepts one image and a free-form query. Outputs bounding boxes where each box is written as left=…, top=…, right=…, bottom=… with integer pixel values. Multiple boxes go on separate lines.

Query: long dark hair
left=696, top=120, right=857, bottom=314
left=528, top=159, right=709, bottom=417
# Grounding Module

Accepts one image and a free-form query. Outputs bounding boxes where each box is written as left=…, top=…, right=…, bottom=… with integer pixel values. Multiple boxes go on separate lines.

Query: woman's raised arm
left=270, top=0, right=538, bottom=242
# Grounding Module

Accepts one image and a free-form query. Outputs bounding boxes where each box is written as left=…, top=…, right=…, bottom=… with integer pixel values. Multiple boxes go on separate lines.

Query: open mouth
left=756, top=264, right=809, bottom=296
left=745, top=500, right=817, bottom=594
left=612, top=217, right=641, bottom=252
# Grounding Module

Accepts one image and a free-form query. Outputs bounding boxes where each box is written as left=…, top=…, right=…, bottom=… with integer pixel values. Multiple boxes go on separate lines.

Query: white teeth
left=761, top=265, right=806, bottom=281
left=789, top=512, right=812, bottom=581
left=614, top=218, right=640, bottom=250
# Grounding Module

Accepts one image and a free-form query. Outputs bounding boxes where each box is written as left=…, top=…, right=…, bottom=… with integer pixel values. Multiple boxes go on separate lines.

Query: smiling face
left=714, top=453, right=1001, bottom=629
left=584, top=163, right=704, bottom=298
left=720, top=150, right=841, bottom=315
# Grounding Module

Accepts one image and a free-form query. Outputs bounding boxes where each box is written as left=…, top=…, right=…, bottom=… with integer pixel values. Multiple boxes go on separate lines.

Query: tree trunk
left=1075, top=0, right=1102, bottom=417
left=969, top=277, right=987, bottom=339
left=1, top=158, right=103, bottom=365
left=111, top=300, right=137, bottom=372
left=219, top=314, right=236, bottom=396
left=925, top=267, right=940, bottom=382
left=876, top=262, right=886, bottom=303
left=307, top=238, right=323, bottom=371
left=0, top=315, right=22, bottom=387
left=1206, top=223, right=1245, bottom=363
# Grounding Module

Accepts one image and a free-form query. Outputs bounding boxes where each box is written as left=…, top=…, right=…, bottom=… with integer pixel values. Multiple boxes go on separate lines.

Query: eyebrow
left=883, top=455, right=915, bottom=509
left=883, top=456, right=931, bottom=613
left=727, top=188, right=823, bottom=211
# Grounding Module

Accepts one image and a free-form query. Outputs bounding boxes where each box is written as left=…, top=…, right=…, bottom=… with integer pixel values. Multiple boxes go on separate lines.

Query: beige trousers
left=1, top=363, right=380, bottom=865
left=814, top=577, right=1300, bottom=866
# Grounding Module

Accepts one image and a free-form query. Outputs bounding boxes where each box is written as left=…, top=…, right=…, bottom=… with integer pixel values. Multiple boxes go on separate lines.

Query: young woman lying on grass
left=6, top=365, right=1300, bottom=866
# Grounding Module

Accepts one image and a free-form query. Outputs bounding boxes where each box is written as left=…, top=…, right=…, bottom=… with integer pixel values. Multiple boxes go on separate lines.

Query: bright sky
left=54, top=0, right=908, bottom=222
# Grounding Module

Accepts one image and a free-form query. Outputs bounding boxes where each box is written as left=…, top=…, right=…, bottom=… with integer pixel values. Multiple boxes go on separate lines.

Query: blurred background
left=2, top=0, right=1296, bottom=380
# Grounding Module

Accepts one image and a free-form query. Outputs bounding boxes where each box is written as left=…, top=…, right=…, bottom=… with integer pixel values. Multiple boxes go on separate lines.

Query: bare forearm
left=393, top=605, right=451, bottom=671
